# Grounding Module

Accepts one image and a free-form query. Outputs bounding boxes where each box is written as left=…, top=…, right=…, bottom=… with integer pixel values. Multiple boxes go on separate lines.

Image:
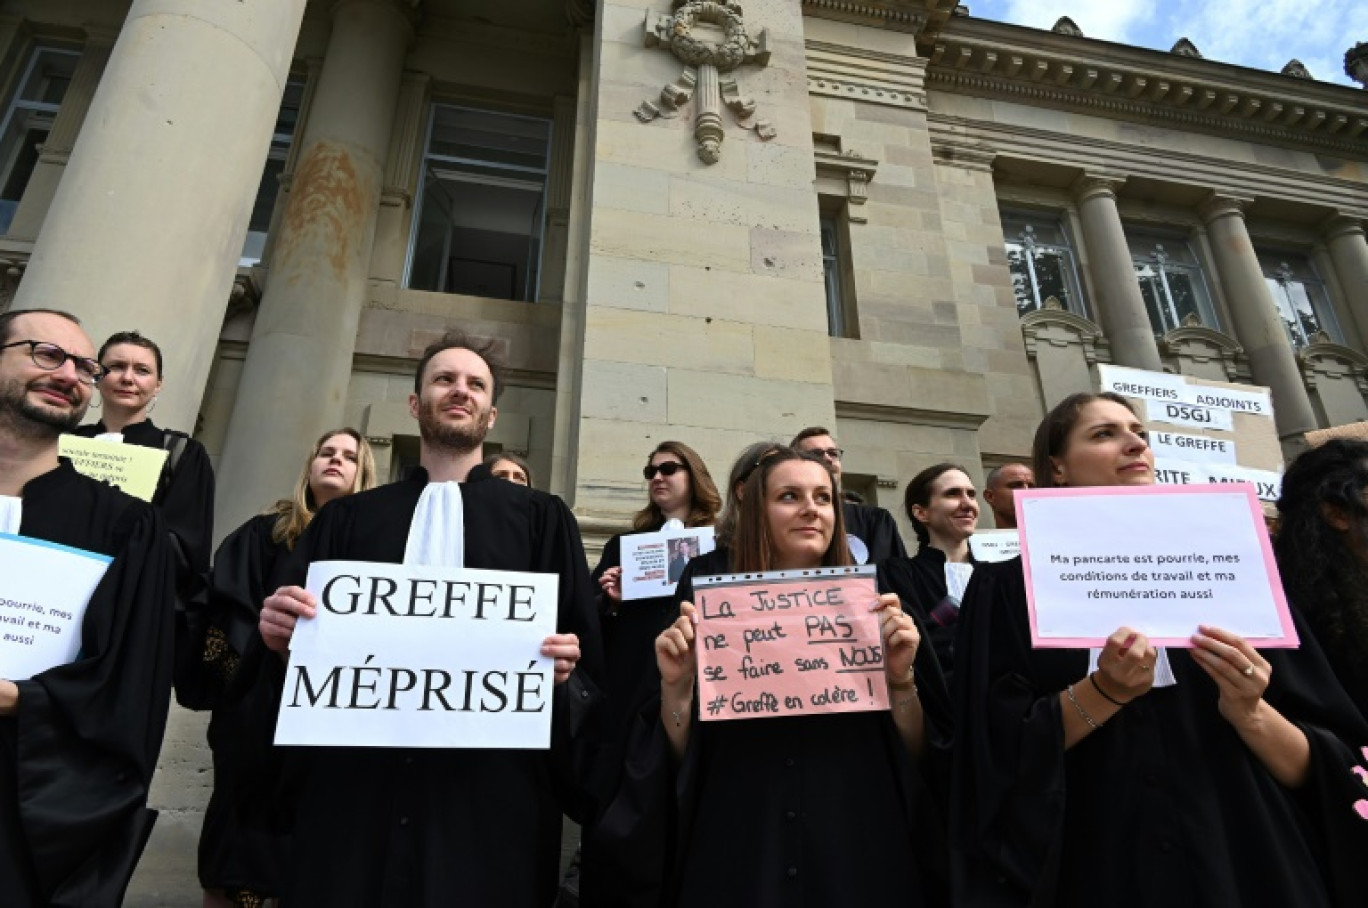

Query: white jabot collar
left=404, top=480, right=465, bottom=568
left=0, top=496, right=20, bottom=535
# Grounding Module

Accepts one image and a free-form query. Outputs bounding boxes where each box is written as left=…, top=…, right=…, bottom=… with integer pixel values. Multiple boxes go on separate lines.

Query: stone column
left=1072, top=175, right=1164, bottom=371
left=1201, top=194, right=1318, bottom=437
left=1324, top=216, right=1368, bottom=351
left=10, top=0, right=310, bottom=432
left=215, top=0, right=415, bottom=534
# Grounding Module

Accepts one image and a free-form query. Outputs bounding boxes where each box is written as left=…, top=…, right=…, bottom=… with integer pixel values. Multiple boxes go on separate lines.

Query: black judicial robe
left=76, top=420, right=215, bottom=707
left=271, top=464, right=607, bottom=908
left=1293, top=593, right=1368, bottom=724
left=75, top=419, right=214, bottom=584
left=197, top=513, right=290, bottom=895
left=951, top=558, right=1368, bottom=908
left=585, top=550, right=953, bottom=908
left=878, top=546, right=975, bottom=680
left=594, top=531, right=682, bottom=738
left=0, top=461, right=175, bottom=907
left=843, top=500, right=907, bottom=564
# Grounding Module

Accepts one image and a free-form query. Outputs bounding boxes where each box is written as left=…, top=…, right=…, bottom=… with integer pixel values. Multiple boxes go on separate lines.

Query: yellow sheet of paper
left=60, top=434, right=168, bottom=502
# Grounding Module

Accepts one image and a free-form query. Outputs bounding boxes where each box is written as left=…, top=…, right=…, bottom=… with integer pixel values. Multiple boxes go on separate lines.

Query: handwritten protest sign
left=0, top=533, right=111, bottom=678
left=692, top=566, right=890, bottom=722
left=621, top=526, right=716, bottom=600
left=275, top=561, right=558, bottom=749
left=968, top=529, right=1019, bottom=563
left=60, top=434, right=168, bottom=502
left=1017, top=485, right=1297, bottom=648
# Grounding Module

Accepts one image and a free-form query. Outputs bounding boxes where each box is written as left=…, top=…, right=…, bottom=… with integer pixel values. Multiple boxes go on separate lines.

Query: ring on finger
left=1242, top=663, right=1255, bottom=677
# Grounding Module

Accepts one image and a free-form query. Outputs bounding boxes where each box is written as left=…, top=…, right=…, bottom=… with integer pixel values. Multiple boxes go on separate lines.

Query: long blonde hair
left=269, top=428, right=378, bottom=549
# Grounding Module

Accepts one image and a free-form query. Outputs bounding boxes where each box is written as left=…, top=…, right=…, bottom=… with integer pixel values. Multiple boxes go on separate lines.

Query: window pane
left=820, top=217, right=844, bottom=337
left=427, top=106, right=550, bottom=172
left=999, top=211, right=1085, bottom=317
left=1127, top=232, right=1217, bottom=334
left=1135, top=265, right=1172, bottom=335
left=17, top=49, right=77, bottom=106
left=1258, top=252, right=1341, bottom=347
left=407, top=106, right=552, bottom=301
left=241, top=77, right=307, bottom=264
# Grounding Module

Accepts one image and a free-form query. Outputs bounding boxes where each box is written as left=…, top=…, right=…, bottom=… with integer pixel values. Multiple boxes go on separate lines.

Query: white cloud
left=975, top=0, right=1359, bottom=86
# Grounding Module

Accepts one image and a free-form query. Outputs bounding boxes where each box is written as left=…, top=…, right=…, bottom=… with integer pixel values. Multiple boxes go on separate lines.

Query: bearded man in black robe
left=260, top=330, right=606, bottom=908
left=0, top=309, right=175, bottom=907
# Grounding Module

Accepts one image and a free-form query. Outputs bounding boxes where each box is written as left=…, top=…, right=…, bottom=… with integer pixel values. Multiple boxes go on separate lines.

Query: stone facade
left=0, top=0, right=1365, bottom=902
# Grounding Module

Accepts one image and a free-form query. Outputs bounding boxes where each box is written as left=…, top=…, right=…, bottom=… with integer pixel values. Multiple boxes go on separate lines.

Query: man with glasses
left=0, top=309, right=175, bottom=907
left=791, top=426, right=907, bottom=564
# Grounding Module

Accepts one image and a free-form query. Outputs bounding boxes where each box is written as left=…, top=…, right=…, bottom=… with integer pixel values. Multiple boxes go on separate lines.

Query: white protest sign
left=1017, top=485, right=1296, bottom=648
left=0, top=533, right=111, bottom=678
left=275, top=561, right=558, bottom=749
left=1146, top=400, right=1234, bottom=432
left=1098, top=366, right=1189, bottom=403
left=1148, top=430, right=1238, bottom=466
left=1153, top=462, right=1282, bottom=502
left=621, top=526, right=717, bottom=601
left=967, top=529, right=1020, bottom=563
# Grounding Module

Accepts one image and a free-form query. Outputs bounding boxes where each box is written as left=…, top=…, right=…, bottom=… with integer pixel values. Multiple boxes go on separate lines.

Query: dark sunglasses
left=643, top=461, right=689, bottom=480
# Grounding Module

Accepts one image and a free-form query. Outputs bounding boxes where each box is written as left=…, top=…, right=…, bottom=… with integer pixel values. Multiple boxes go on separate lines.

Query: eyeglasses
left=0, top=340, right=105, bottom=385
left=643, top=461, right=690, bottom=480
left=807, top=447, right=843, bottom=461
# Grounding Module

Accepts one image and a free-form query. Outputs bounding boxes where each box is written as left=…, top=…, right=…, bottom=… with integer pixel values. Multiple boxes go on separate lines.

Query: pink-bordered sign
left=1015, top=483, right=1297, bottom=649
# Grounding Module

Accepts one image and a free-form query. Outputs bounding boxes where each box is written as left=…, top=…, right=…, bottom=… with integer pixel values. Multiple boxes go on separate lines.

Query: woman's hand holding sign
left=542, top=634, right=581, bottom=684
left=872, top=592, right=927, bottom=757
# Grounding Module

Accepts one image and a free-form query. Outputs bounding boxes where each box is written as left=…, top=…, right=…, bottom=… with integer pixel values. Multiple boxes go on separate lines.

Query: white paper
left=1098, top=364, right=1188, bottom=404
left=621, top=526, right=717, bottom=601
left=0, top=533, right=111, bottom=678
left=1148, top=430, right=1238, bottom=466
left=1018, top=488, right=1292, bottom=646
left=968, top=529, right=1020, bottom=563
left=1185, top=386, right=1271, bottom=417
left=275, top=561, right=558, bottom=749
left=1146, top=399, right=1234, bottom=432
left=1153, top=460, right=1281, bottom=501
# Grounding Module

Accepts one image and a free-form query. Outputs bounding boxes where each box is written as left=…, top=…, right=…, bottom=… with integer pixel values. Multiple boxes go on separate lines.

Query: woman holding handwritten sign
left=951, top=392, right=1368, bottom=907
left=589, top=448, right=950, bottom=907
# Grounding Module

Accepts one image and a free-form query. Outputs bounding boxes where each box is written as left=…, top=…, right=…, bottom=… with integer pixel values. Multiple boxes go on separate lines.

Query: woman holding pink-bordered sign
left=951, top=391, right=1368, bottom=907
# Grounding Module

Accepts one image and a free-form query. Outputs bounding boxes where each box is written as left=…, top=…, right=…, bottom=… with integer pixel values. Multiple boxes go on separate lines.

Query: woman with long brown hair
left=588, top=447, right=951, bottom=906
left=199, top=429, right=377, bottom=908
left=951, top=392, right=1368, bottom=907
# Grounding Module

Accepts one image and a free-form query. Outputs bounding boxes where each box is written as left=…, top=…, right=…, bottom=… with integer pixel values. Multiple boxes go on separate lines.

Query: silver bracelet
left=1065, top=683, right=1102, bottom=730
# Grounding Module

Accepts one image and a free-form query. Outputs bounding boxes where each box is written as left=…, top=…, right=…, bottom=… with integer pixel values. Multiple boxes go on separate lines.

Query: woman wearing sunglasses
left=594, top=442, right=721, bottom=733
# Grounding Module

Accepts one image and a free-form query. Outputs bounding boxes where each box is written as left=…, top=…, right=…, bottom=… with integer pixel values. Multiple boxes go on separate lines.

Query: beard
left=417, top=394, right=493, bottom=454
left=0, top=374, right=87, bottom=437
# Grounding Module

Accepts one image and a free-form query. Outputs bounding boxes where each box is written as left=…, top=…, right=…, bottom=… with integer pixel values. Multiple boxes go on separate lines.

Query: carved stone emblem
left=635, top=1, right=775, bottom=164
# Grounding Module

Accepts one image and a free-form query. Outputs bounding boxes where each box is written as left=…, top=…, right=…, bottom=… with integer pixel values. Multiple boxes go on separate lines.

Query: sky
left=966, top=0, right=1360, bottom=88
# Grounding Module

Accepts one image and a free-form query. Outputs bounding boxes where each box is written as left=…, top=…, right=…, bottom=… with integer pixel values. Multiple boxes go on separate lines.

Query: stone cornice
left=806, top=40, right=927, bottom=110
left=925, top=115, right=1368, bottom=219
left=815, top=148, right=879, bottom=222
left=801, top=0, right=957, bottom=38
left=926, top=18, right=1368, bottom=156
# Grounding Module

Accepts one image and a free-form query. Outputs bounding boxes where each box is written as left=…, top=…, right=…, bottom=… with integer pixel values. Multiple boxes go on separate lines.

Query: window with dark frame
left=405, top=105, right=552, bottom=303
left=1257, top=250, right=1342, bottom=347
left=0, top=46, right=79, bottom=236
left=819, top=215, right=847, bottom=338
left=1000, top=211, right=1086, bottom=317
left=241, top=77, right=306, bottom=265
left=1125, top=229, right=1219, bottom=336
